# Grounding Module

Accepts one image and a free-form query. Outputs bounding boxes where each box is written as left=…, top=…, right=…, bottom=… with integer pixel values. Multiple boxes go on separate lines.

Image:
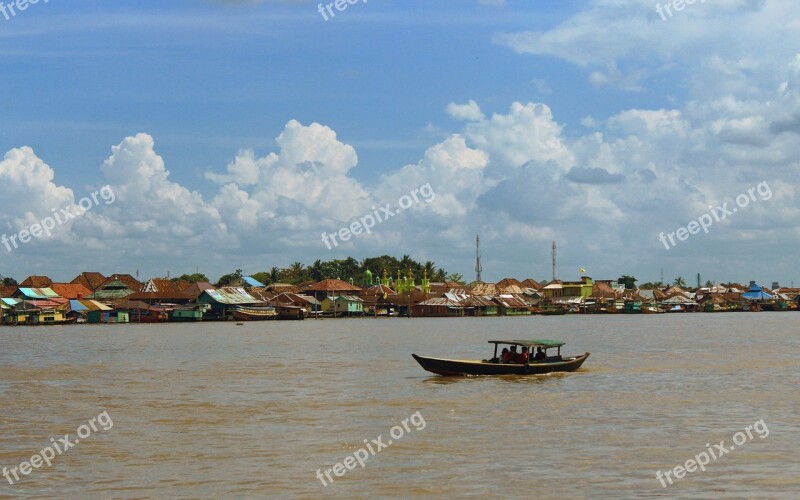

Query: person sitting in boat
left=533, top=347, right=546, bottom=361
left=517, top=346, right=530, bottom=364
left=500, top=348, right=512, bottom=364
left=507, top=345, right=518, bottom=363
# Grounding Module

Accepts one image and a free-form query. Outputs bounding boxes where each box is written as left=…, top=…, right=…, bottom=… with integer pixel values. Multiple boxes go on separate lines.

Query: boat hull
left=231, top=306, right=278, bottom=321
left=538, top=309, right=568, bottom=316
left=412, top=352, right=590, bottom=376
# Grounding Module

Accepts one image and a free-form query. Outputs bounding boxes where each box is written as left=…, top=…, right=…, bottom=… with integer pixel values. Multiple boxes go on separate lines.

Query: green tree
left=287, top=262, right=305, bottom=280
left=618, top=275, right=637, bottom=290
left=215, top=269, right=243, bottom=287
left=423, top=261, right=437, bottom=278
left=251, top=272, right=272, bottom=286
left=309, top=260, right=324, bottom=282
left=673, top=276, right=686, bottom=288
left=173, top=273, right=209, bottom=283
left=1, top=276, right=17, bottom=285
left=269, top=267, right=280, bottom=284
left=448, top=273, right=465, bottom=285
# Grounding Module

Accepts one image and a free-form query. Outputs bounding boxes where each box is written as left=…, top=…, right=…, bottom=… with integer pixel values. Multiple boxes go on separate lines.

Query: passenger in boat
left=506, top=345, right=518, bottom=363
left=533, top=347, right=546, bottom=361
left=500, top=347, right=511, bottom=364
left=517, top=347, right=529, bottom=364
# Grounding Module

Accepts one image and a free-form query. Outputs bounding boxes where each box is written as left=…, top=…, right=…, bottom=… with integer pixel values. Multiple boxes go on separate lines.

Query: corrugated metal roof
left=461, top=296, right=496, bottom=307
left=242, top=276, right=265, bottom=287
left=69, top=300, right=89, bottom=311
left=327, top=294, right=363, bottom=302
left=416, top=297, right=463, bottom=307
left=202, top=287, right=258, bottom=305
left=17, top=288, right=60, bottom=299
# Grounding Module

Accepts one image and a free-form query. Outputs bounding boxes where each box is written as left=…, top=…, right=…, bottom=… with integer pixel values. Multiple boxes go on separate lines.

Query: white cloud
left=445, top=100, right=485, bottom=121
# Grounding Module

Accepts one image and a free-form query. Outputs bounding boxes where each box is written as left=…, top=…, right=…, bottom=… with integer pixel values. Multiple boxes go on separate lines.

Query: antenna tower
left=475, top=235, right=483, bottom=282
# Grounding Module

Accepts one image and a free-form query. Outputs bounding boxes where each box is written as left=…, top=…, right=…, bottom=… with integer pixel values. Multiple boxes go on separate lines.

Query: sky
left=0, top=0, right=798, bottom=286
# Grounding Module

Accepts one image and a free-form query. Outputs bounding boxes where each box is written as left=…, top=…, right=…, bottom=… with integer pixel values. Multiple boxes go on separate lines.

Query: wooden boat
left=539, top=308, right=568, bottom=316
left=413, top=340, right=590, bottom=376
left=231, top=305, right=278, bottom=321
left=642, top=305, right=665, bottom=314
left=537, top=302, right=568, bottom=315
left=129, top=309, right=170, bottom=323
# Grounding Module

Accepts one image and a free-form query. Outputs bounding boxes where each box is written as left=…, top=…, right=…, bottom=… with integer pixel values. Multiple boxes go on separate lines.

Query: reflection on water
left=0, top=314, right=798, bottom=498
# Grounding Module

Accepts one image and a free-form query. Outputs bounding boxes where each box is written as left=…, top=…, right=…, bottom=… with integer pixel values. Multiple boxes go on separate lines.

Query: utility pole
left=551, top=241, right=557, bottom=282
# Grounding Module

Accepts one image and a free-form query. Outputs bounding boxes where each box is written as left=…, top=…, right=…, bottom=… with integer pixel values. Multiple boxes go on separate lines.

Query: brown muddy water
left=1, top=314, right=798, bottom=499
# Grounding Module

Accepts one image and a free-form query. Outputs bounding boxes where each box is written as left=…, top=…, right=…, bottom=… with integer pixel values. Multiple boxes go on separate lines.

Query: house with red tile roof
left=141, top=278, right=192, bottom=294
left=19, top=275, right=53, bottom=288
left=101, top=274, right=143, bottom=292
left=50, top=283, right=93, bottom=300
left=70, top=272, right=107, bottom=292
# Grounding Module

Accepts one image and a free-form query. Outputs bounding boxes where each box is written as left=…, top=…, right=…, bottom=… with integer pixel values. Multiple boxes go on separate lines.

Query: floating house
left=461, top=295, right=498, bottom=316
left=8, top=300, right=68, bottom=325
left=271, top=292, right=321, bottom=316
left=88, top=309, right=129, bottom=324
left=492, top=295, right=531, bottom=315
left=197, top=287, right=261, bottom=320
left=411, top=297, right=464, bottom=317
left=321, top=295, right=364, bottom=316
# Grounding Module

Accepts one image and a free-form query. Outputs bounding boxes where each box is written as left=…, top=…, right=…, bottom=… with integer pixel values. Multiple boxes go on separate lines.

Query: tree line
left=171, top=255, right=456, bottom=288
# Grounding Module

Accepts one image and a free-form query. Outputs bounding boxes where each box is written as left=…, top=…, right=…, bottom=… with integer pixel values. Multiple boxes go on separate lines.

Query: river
left=1, top=314, right=798, bottom=498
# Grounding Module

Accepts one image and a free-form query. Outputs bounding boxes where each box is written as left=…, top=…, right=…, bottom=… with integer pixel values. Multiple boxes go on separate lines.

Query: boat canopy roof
left=489, top=339, right=565, bottom=348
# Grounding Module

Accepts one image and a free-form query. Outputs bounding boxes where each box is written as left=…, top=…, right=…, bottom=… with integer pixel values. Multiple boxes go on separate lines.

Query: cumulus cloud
left=3, top=1, right=800, bottom=282
left=446, top=100, right=485, bottom=121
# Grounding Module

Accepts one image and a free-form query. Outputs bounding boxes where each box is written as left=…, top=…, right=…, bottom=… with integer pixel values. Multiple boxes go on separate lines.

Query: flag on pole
left=580, top=267, right=587, bottom=273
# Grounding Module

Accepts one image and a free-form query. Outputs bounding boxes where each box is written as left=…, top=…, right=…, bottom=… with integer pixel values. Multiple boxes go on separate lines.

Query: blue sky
left=1, top=0, right=798, bottom=286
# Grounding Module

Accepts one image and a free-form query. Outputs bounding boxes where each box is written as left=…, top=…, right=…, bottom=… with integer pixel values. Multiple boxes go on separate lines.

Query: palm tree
left=448, top=273, right=465, bottom=285
left=288, top=262, right=304, bottom=280
left=423, top=261, right=436, bottom=278
left=673, top=276, right=687, bottom=288
left=309, top=260, right=324, bottom=281
left=399, top=254, right=414, bottom=271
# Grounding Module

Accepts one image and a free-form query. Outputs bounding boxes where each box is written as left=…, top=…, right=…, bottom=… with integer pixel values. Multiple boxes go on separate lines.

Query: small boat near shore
left=412, top=340, right=590, bottom=376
